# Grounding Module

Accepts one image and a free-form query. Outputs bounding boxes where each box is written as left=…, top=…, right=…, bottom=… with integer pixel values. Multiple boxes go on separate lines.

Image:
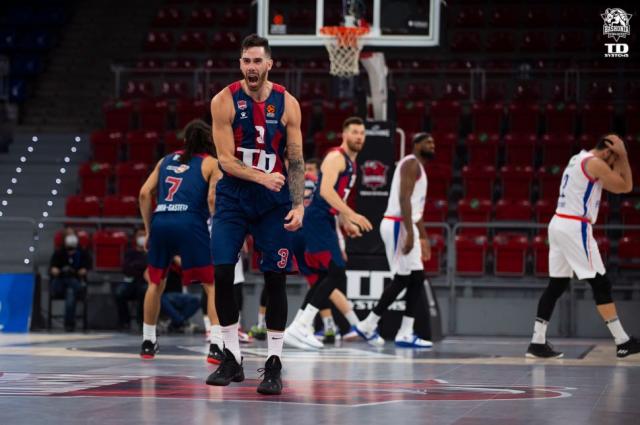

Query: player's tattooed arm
left=288, top=157, right=304, bottom=207
left=284, top=91, right=305, bottom=207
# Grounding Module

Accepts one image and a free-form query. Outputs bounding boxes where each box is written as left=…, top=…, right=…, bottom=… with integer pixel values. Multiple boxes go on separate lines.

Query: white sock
left=606, top=317, right=630, bottom=345
left=267, top=330, right=284, bottom=359
left=298, top=305, right=319, bottom=328
left=531, top=318, right=547, bottom=344
left=344, top=310, right=359, bottom=326
left=397, top=316, right=415, bottom=337
left=361, top=312, right=381, bottom=332
left=322, top=315, right=336, bottom=331
left=210, top=325, right=223, bottom=346
left=221, top=323, right=241, bottom=363
left=258, top=312, right=266, bottom=328
left=143, top=323, right=156, bottom=343
left=204, top=316, right=212, bottom=341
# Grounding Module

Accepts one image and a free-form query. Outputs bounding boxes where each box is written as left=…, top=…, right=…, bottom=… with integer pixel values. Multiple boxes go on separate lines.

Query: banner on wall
left=0, top=273, right=36, bottom=333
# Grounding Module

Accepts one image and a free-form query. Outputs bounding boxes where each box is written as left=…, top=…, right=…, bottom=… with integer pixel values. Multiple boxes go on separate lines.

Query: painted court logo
left=602, top=8, right=632, bottom=57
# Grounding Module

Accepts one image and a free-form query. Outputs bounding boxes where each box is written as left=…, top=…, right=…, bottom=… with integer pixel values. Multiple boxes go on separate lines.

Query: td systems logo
left=346, top=270, right=405, bottom=311
left=0, top=373, right=574, bottom=404
left=602, top=8, right=633, bottom=58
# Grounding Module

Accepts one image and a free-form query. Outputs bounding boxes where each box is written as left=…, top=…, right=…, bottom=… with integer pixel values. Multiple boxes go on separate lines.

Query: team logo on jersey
left=237, top=100, right=247, bottom=110
left=167, top=164, right=190, bottom=174
left=240, top=111, right=248, bottom=119
left=360, top=160, right=389, bottom=190
left=266, top=104, right=276, bottom=118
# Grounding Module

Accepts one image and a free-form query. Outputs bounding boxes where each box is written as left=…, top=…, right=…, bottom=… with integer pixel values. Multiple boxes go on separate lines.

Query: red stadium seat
left=500, top=165, right=534, bottom=201
left=176, top=30, right=208, bottom=51
left=396, top=100, right=426, bottom=133
left=489, top=6, right=520, bottom=27
left=103, top=100, right=133, bottom=132
left=90, top=130, right=123, bottom=163
left=176, top=99, right=207, bottom=129
left=138, top=100, right=169, bottom=131
left=211, top=31, right=240, bottom=50
left=619, top=237, right=640, bottom=269
left=625, top=104, right=640, bottom=135
left=93, top=230, right=129, bottom=271
left=429, top=131, right=455, bottom=166
left=314, top=131, right=342, bottom=158
left=152, top=7, right=182, bottom=27
left=621, top=200, right=640, bottom=237
left=486, top=32, right=516, bottom=52
left=494, top=199, right=532, bottom=222
left=540, top=133, right=574, bottom=166
left=582, top=103, right=614, bottom=135
left=143, top=31, right=173, bottom=52
left=537, top=165, right=563, bottom=200
left=535, top=199, right=556, bottom=231
left=188, top=7, right=216, bottom=26
left=322, top=100, right=356, bottom=132
left=423, top=234, right=445, bottom=276
left=430, top=100, right=461, bottom=133
left=472, top=102, right=503, bottom=133
left=493, top=233, right=529, bottom=276
left=596, top=236, right=610, bottom=264
left=103, top=195, right=139, bottom=217
left=523, top=7, right=552, bottom=26
left=164, top=131, right=183, bottom=154
left=555, top=32, right=584, bottom=51
left=503, top=133, right=536, bottom=166
left=465, top=133, right=499, bottom=166
left=508, top=103, right=539, bottom=134
left=450, top=32, right=482, bottom=52
left=125, top=130, right=159, bottom=163
left=425, top=164, right=452, bottom=200
left=123, top=80, right=155, bottom=100
left=462, top=165, right=496, bottom=199
left=65, top=195, right=101, bottom=217
left=423, top=198, right=448, bottom=237
left=116, top=162, right=150, bottom=196
left=520, top=31, right=550, bottom=52
left=457, top=198, right=492, bottom=236
left=160, top=81, right=190, bottom=99
left=455, top=235, right=488, bottom=275
left=512, top=83, right=542, bottom=104
left=533, top=235, right=549, bottom=276
left=545, top=103, right=577, bottom=135
left=79, top=162, right=112, bottom=197
left=221, top=7, right=249, bottom=26
left=54, top=229, right=91, bottom=250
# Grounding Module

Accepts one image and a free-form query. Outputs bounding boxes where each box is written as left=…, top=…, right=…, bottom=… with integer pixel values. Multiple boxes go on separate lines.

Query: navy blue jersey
left=155, top=150, right=210, bottom=221
left=216, top=80, right=290, bottom=207
left=308, top=147, right=356, bottom=217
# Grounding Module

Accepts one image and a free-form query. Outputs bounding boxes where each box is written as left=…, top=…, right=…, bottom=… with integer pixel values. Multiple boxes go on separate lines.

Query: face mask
left=65, top=235, right=78, bottom=248
left=136, top=236, right=146, bottom=247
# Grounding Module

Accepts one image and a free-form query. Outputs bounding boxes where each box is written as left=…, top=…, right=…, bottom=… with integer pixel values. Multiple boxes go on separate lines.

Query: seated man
left=160, top=256, right=201, bottom=332
left=49, top=227, right=91, bottom=331
left=114, top=229, right=148, bottom=331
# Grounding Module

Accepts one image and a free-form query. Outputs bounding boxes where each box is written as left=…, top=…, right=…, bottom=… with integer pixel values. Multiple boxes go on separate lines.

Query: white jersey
left=383, top=154, right=427, bottom=223
left=555, top=150, right=603, bottom=224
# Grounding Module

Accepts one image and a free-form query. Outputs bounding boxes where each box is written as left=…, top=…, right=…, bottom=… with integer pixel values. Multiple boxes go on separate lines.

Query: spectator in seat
left=114, top=228, right=148, bottom=331
left=160, top=256, right=201, bottom=333
left=49, top=227, right=92, bottom=331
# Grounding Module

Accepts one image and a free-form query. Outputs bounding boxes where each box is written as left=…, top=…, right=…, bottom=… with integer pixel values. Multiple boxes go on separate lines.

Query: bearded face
left=239, top=47, right=272, bottom=92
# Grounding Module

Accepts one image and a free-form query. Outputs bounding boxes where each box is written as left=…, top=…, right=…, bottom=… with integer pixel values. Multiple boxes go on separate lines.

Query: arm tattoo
left=287, top=158, right=305, bottom=207
left=235, top=158, right=248, bottom=169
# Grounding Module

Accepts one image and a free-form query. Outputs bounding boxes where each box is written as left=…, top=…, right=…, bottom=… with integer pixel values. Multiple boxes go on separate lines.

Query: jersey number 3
left=164, top=176, right=183, bottom=201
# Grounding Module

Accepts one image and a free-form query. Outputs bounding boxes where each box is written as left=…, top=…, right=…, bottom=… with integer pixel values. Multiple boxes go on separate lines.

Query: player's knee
left=264, top=271, right=287, bottom=330
left=546, top=277, right=570, bottom=298
left=214, top=264, right=235, bottom=287
left=588, top=273, right=613, bottom=305
left=327, top=261, right=346, bottom=287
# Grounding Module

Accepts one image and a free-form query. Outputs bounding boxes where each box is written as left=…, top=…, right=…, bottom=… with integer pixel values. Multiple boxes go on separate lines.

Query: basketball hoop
left=320, top=26, right=369, bottom=78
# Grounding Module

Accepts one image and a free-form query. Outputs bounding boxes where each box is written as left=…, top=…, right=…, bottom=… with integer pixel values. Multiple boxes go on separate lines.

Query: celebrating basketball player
left=206, top=34, right=305, bottom=395
left=138, top=120, right=221, bottom=362
left=527, top=134, right=640, bottom=359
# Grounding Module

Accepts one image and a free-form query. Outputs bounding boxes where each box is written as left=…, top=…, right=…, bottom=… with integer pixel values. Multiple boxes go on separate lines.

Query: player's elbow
left=138, top=188, right=151, bottom=202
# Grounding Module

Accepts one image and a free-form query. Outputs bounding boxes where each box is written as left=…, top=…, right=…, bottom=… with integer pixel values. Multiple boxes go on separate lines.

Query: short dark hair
left=412, top=132, right=433, bottom=144
left=240, top=33, right=271, bottom=57
left=305, top=158, right=321, bottom=169
left=595, top=133, right=620, bottom=150
left=342, top=116, right=364, bottom=130
left=181, top=119, right=216, bottom=163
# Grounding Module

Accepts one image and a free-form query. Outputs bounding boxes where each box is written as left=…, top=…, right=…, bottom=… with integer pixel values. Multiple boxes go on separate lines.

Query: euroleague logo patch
left=360, top=160, right=389, bottom=190
left=266, top=104, right=276, bottom=118
left=0, top=373, right=575, bottom=405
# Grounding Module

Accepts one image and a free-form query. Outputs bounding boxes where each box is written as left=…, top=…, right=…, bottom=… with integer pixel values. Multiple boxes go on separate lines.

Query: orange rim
left=320, top=26, right=368, bottom=47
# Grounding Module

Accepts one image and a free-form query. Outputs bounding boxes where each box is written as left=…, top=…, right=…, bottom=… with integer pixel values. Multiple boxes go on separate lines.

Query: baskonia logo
left=601, top=8, right=632, bottom=58
left=360, top=160, right=389, bottom=190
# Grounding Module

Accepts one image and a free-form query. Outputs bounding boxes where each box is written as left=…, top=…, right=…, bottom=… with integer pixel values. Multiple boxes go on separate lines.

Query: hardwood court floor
left=1, top=333, right=639, bottom=425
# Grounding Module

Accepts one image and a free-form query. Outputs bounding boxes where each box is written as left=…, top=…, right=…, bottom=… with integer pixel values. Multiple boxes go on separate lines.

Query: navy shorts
left=147, top=213, right=213, bottom=285
left=302, top=210, right=345, bottom=271
left=212, top=183, right=293, bottom=273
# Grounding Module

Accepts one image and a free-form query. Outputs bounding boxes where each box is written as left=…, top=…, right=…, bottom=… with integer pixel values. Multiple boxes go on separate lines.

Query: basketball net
left=320, top=25, right=368, bottom=78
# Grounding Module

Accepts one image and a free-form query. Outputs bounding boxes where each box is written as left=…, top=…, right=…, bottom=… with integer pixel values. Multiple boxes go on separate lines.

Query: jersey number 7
left=164, top=176, right=183, bottom=201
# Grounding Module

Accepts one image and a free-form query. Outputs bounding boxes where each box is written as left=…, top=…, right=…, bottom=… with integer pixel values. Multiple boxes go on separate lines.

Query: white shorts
left=548, top=215, right=605, bottom=280
left=233, top=258, right=244, bottom=284
left=380, top=218, right=423, bottom=276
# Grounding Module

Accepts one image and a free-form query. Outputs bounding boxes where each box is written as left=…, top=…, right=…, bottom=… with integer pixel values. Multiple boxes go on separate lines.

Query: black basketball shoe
left=206, top=348, right=244, bottom=386
left=207, top=343, right=224, bottom=365
left=525, top=341, right=564, bottom=359
left=140, top=340, right=159, bottom=359
left=617, top=336, right=640, bottom=358
left=257, top=355, right=283, bottom=395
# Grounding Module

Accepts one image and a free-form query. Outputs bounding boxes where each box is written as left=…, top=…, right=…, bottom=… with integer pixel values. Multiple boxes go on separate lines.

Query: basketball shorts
left=303, top=211, right=345, bottom=271
left=379, top=217, right=423, bottom=276
left=147, top=213, right=214, bottom=285
left=548, top=215, right=605, bottom=280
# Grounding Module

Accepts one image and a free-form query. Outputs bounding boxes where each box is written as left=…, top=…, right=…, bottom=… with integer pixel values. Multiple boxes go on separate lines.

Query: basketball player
left=138, top=120, right=222, bottom=363
left=526, top=134, right=640, bottom=359
left=206, top=34, right=305, bottom=396
left=284, top=116, right=374, bottom=350
left=356, top=133, right=434, bottom=348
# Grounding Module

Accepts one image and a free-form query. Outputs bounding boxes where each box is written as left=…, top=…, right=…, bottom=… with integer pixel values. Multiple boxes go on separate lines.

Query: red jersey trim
left=555, top=213, right=591, bottom=224
left=580, top=156, right=598, bottom=183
